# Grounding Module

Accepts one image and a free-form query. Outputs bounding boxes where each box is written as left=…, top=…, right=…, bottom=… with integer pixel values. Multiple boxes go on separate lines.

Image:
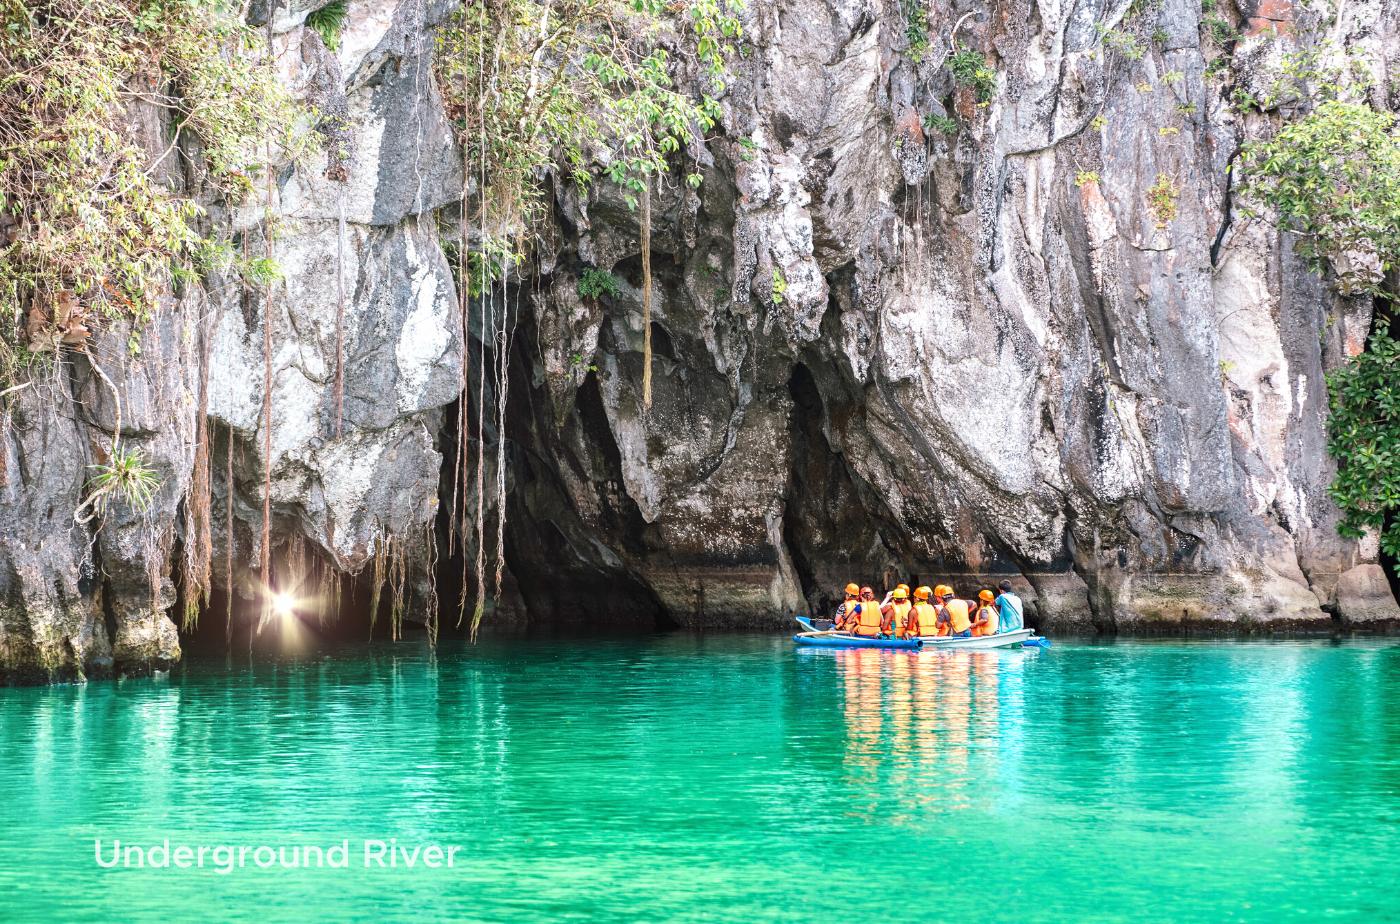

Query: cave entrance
left=431, top=307, right=672, bottom=634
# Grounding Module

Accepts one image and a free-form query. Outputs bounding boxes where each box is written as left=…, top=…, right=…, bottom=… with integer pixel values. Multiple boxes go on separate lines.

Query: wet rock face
left=514, top=0, right=1400, bottom=633
left=4, top=0, right=1400, bottom=683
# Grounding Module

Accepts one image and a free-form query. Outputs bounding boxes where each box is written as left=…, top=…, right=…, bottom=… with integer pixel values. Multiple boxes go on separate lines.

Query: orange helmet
left=860, top=586, right=874, bottom=597
left=892, top=587, right=908, bottom=600
left=896, top=583, right=910, bottom=595
left=979, top=589, right=995, bottom=603
left=845, top=583, right=860, bottom=596
left=913, top=586, right=931, bottom=601
left=934, top=584, right=953, bottom=598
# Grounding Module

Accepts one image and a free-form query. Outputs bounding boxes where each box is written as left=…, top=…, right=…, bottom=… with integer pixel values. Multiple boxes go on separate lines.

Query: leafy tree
left=1327, top=320, right=1400, bottom=557
left=1245, top=101, right=1400, bottom=296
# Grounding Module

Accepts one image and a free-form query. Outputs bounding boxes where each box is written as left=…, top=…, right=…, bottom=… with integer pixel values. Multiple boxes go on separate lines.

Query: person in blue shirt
left=995, top=580, right=1024, bottom=632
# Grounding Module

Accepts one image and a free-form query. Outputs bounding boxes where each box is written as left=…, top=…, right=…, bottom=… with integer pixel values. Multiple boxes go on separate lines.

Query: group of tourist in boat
left=832, top=581, right=1025, bottom=640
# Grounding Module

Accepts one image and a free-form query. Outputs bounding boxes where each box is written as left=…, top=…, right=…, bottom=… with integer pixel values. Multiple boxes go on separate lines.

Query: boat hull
left=914, top=628, right=1036, bottom=649
left=793, top=633, right=923, bottom=650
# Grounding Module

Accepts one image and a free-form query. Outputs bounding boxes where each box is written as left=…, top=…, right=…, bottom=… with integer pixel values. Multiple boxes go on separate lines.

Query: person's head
left=892, top=587, right=908, bottom=601
left=934, top=584, right=953, bottom=602
left=860, top=586, right=874, bottom=601
left=896, top=583, right=910, bottom=596
left=845, top=583, right=860, bottom=599
left=979, top=589, right=995, bottom=604
left=998, top=579, right=1013, bottom=593
left=913, top=586, right=931, bottom=602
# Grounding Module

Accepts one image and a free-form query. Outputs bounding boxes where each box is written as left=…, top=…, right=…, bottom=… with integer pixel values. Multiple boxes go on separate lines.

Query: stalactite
left=641, top=173, right=652, bottom=407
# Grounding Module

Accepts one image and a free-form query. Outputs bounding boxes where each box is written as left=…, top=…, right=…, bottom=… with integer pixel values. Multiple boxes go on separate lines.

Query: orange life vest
left=890, top=600, right=912, bottom=638
left=910, top=602, right=936, bottom=637
left=972, top=604, right=999, bottom=636
left=853, top=601, right=883, bottom=637
left=945, top=599, right=971, bottom=634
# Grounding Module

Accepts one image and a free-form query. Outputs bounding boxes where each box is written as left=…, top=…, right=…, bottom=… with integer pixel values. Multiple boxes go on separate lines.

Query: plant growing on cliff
left=771, top=267, right=786, bottom=305
left=1326, top=320, right=1400, bottom=558
left=948, top=46, right=996, bottom=104
left=900, top=0, right=930, bottom=58
left=0, top=0, right=304, bottom=383
left=578, top=268, right=622, bottom=300
left=78, top=447, right=160, bottom=522
left=923, top=112, right=957, bottom=134
left=1243, top=101, right=1400, bottom=295
left=1145, top=174, right=1179, bottom=227
left=304, top=1, right=349, bottom=52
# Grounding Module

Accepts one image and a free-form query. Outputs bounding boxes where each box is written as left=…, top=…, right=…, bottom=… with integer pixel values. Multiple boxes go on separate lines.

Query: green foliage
left=1101, top=28, right=1144, bottom=60
left=439, top=0, right=744, bottom=266
left=738, top=137, right=759, bottom=161
left=1231, top=41, right=1372, bottom=113
left=923, top=112, right=958, bottom=134
left=900, top=0, right=930, bottom=58
left=466, top=246, right=520, bottom=299
left=1202, top=14, right=1238, bottom=45
left=770, top=267, right=786, bottom=305
left=1177, top=103, right=1197, bottom=115
left=1145, top=173, right=1179, bottom=227
left=578, top=267, right=622, bottom=300
left=1075, top=171, right=1100, bottom=188
left=304, top=1, right=348, bottom=52
left=0, top=0, right=304, bottom=384
left=1243, top=101, right=1400, bottom=295
left=948, top=47, right=996, bottom=104
left=1163, top=70, right=1185, bottom=85
left=85, top=446, right=161, bottom=517
left=1327, top=321, right=1400, bottom=557
left=1090, top=115, right=1107, bottom=130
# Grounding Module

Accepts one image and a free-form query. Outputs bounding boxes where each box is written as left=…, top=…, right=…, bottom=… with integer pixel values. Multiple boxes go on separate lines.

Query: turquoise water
left=2, top=633, right=1399, bottom=922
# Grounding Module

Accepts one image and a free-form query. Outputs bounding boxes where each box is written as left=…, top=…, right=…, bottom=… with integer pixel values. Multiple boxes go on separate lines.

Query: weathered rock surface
left=3, top=0, right=1399, bottom=683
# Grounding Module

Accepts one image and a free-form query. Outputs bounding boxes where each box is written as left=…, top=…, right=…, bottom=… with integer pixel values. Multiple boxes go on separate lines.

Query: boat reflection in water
left=828, top=647, right=1028, bottom=821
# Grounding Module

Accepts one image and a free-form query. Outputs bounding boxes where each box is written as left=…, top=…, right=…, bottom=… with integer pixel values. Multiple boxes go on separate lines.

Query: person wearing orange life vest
left=849, top=586, right=888, bottom=637
left=884, top=586, right=913, bottom=638
left=937, top=585, right=973, bottom=638
left=970, top=589, right=1000, bottom=636
left=907, top=586, right=939, bottom=637
left=832, top=583, right=861, bottom=630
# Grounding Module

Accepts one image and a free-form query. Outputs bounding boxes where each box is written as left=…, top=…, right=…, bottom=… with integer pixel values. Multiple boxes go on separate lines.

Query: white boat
left=914, top=628, right=1038, bottom=649
left=795, top=618, right=1047, bottom=650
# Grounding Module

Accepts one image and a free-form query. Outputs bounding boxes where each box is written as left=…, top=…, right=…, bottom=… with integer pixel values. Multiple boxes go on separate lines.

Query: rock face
left=2, top=0, right=1399, bottom=683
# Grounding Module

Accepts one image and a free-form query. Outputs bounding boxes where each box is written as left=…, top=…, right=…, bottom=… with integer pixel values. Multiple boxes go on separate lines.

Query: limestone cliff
left=1, top=0, right=1397, bottom=684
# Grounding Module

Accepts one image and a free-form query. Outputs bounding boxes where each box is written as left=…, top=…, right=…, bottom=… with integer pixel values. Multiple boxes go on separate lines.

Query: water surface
left=2, top=633, right=1399, bottom=922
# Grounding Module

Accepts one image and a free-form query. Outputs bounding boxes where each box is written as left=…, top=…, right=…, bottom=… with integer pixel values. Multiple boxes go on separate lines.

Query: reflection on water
left=828, top=648, right=1025, bottom=819
left=2, top=636, right=1400, bottom=923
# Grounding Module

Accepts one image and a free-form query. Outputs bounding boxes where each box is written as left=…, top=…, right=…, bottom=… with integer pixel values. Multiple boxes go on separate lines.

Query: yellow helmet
left=892, top=587, right=908, bottom=600
left=934, top=584, right=953, bottom=598
left=896, top=583, right=910, bottom=595
left=913, top=586, right=931, bottom=601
